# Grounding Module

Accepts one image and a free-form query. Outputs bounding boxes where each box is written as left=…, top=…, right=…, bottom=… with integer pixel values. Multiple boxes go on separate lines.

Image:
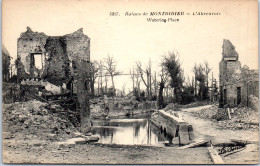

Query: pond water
left=90, top=113, right=173, bottom=146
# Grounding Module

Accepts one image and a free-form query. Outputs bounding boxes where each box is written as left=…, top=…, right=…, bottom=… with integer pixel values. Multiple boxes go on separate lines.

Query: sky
left=2, top=0, right=258, bottom=92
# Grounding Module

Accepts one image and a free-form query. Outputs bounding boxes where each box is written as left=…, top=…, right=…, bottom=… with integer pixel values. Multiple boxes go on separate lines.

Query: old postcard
left=2, top=0, right=259, bottom=164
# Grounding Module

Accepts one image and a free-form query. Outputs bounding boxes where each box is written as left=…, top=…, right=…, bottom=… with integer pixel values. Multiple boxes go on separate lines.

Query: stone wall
left=43, top=37, right=70, bottom=86
left=65, top=28, right=91, bottom=94
left=2, top=45, right=11, bottom=81
left=17, top=27, right=48, bottom=79
left=222, top=39, right=239, bottom=60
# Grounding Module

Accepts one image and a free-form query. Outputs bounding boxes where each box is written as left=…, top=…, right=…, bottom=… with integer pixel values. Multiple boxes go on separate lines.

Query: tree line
left=90, top=51, right=217, bottom=107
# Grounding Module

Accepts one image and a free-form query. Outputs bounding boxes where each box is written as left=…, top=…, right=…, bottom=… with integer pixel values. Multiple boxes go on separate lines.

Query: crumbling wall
left=249, top=95, right=259, bottom=111
left=222, top=39, right=239, bottom=60
left=43, top=37, right=70, bottom=86
left=219, top=39, right=259, bottom=107
left=219, top=40, right=242, bottom=106
left=17, top=27, right=90, bottom=88
left=65, top=28, right=90, bottom=94
left=219, top=59, right=241, bottom=87
left=65, top=28, right=90, bottom=62
left=65, top=28, right=91, bottom=132
left=2, top=45, right=11, bottom=82
left=17, top=27, right=48, bottom=80
left=17, top=27, right=91, bottom=131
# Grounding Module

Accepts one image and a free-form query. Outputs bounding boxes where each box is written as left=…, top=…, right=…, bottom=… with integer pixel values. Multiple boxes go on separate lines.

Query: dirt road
left=179, top=105, right=259, bottom=164
left=179, top=105, right=259, bottom=144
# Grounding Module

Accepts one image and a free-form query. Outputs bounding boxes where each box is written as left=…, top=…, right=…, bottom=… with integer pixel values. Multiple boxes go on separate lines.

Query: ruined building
left=2, top=45, right=11, bottom=82
left=17, top=27, right=90, bottom=86
left=17, top=27, right=91, bottom=131
left=219, top=39, right=259, bottom=108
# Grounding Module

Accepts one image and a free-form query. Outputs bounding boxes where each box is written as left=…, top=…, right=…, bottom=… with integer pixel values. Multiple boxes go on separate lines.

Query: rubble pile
left=3, top=100, right=78, bottom=141
left=177, top=101, right=214, bottom=109
left=249, top=95, right=259, bottom=111
left=191, top=105, right=219, bottom=119
left=191, top=105, right=259, bottom=130
left=164, top=103, right=181, bottom=112
left=221, top=107, right=259, bottom=130
left=90, top=96, right=157, bottom=118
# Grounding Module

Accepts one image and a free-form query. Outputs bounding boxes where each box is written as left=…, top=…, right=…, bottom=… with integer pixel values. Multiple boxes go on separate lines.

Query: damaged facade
left=219, top=39, right=259, bottom=108
left=17, top=27, right=91, bottom=130
left=2, top=45, right=11, bottom=82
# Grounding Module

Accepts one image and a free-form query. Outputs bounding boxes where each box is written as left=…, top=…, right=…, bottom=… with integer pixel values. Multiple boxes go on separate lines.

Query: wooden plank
left=208, top=146, right=225, bottom=164
left=177, top=140, right=209, bottom=149
left=227, top=108, right=231, bottom=120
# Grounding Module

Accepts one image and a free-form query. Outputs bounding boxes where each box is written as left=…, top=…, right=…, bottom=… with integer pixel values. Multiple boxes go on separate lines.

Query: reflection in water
left=90, top=115, right=174, bottom=146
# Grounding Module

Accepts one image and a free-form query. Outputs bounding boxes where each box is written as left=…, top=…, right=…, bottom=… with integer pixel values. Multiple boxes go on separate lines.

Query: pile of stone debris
left=217, top=107, right=259, bottom=130
left=3, top=100, right=78, bottom=142
left=190, top=105, right=219, bottom=120
left=90, top=96, right=157, bottom=118
left=191, top=105, right=259, bottom=130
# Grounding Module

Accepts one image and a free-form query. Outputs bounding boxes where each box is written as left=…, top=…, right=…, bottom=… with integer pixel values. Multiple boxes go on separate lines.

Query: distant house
left=2, top=45, right=11, bottom=82
left=219, top=39, right=259, bottom=107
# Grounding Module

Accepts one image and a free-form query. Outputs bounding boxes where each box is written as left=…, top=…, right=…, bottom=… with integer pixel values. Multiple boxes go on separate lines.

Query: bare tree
left=136, top=60, right=152, bottom=99
left=135, top=67, right=141, bottom=92
left=204, top=61, right=212, bottom=97
left=130, top=67, right=135, bottom=92
left=157, top=66, right=169, bottom=109
left=153, top=71, right=157, bottom=96
left=104, top=75, right=108, bottom=94
left=90, top=61, right=99, bottom=97
left=97, top=60, right=104, bottom=96
left=121, top=83, right=126, bottom=97
left=103, top=54, right=120, bottom=91
left=148, top=60, right=152, bottom=98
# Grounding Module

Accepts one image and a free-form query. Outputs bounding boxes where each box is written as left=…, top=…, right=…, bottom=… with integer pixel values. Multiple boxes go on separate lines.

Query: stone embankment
left=151, top=109, right=194, bottom=145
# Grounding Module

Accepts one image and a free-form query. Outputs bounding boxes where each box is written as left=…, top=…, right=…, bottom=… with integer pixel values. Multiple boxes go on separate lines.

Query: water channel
left=90, top=113, right=173, bottom=146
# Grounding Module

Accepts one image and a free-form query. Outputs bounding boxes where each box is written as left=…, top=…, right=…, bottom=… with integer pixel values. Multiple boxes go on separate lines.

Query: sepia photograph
left=2, top=0, right=259, bottom=164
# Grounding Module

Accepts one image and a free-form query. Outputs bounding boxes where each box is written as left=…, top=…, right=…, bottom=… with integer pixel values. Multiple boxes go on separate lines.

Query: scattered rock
left=57, top=141, right=76, bottom=149
left=67, top=138, right=88, bottom=144
left=3, top=100, right=79, bottom=141
left=18, top=114, right=28, bottom=122
left=86, top=135, right=99, bottom=142
left=73, top=131, right=84, bottom=137
left=46, top=134, right=57, bottom=140
left=3, top=132, right=12, bottom=139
